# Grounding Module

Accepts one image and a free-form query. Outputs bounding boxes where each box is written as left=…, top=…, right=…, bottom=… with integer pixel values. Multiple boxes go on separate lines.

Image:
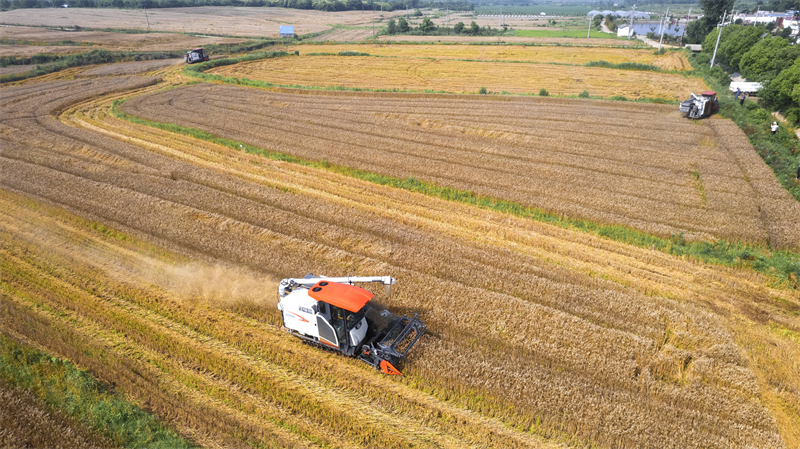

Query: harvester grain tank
left=679, top=91, right=719, bottom=119
left=277, top=274, right=426, bottom=375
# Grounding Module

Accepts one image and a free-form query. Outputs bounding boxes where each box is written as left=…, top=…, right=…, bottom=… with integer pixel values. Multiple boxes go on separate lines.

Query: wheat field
left=121, top=83, right=800, bottom=250
left=292, top=44, right=692, bottom=70
left=1, top=74, right=798, bottom=449
left=208, top=54, right=707, bottom=98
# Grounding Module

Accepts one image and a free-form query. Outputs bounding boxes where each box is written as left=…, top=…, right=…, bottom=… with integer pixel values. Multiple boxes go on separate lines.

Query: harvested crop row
left=0, top=79, right=796, bottom=447
left=207, top=54, right=708, bottom=98
left=74, top=88, right=800, bottom=447
left=120, top=83, right=796, bottom=249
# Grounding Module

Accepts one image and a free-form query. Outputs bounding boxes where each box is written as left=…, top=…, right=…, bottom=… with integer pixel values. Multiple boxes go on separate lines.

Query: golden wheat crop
left=207, top=54, right=706, bottom=99
left=291, top=43, right=692, bottom=70
left=2, top=77, right=799, bottom=449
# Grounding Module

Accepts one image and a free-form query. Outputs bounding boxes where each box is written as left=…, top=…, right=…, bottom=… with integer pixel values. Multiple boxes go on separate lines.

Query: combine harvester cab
left=679, top=91, right=719, bottom=119
left=277, top=274, right=426, bottom=375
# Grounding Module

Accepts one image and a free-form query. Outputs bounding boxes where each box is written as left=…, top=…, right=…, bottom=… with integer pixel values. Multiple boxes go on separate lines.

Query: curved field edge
left=181, top=51, right=689, bottom=103
left=109, top=97, right=800, bottom=285
left=0, top=333, right=191, bottom=449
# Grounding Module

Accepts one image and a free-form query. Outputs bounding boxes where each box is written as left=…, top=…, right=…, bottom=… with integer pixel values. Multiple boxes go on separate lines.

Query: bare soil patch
left=0, top=26, right=248, bottom=51
left=310, top=27, right=375, bottom=42
left=0, top=7, right=400, bottom=37
left=0, top=64, right=35, bottom=76
left=79, top=58, right=182, bottom=76
left=0, top=43, right=87, bottom=57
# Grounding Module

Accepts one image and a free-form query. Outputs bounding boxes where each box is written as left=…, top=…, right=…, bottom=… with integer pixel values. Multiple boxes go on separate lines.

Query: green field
left=514, top=29, right=624, bottom=38
left=476, top=5, right=592, bottom=15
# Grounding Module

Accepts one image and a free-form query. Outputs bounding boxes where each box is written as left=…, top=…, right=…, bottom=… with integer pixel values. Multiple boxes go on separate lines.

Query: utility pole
left=587, top=14, right=592, bottom=38
left=372, top=2, right=375, bottom=38
left=144, top=7, right=150, bottom=30
left=628, top=4, right=635, bottom=39
left=710, top=10, right=726, bottom=68
left=679, top=6, right=690, bottom=47
left=658, top=7, right=669, bottom=51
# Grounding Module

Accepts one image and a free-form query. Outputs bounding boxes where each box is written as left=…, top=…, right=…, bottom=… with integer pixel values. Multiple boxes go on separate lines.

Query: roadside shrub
left=578, top=90, right=590, bottom=98
left=539, top=88, right=549, bottom=96
left=478, top=86, right=487, bottom=95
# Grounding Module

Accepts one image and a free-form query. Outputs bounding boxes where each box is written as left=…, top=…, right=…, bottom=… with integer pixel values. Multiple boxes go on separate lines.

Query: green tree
left=453, top=21, right=464, bottom=33
left=419, top=17, right=435, bottom=33
left=701, top=0, right=734, bottom=24
left=386, top=17, right=397, bottom=34
left=739, top=36, right=800, bottom=80
left=592, top=14, right=603, bottom=29
left=702, top=24, right=766, bottom=71
left=761, top=58, right=800, bottom=116
left=469, top=20, right=479, bottom=35
left=413, top=8, right=421, bottom=15
left=398, top=16, right=409, bottom=32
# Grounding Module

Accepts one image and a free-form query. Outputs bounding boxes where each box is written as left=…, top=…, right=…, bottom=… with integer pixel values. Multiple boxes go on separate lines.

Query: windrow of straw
left=0, top=77, right=797, bottom=448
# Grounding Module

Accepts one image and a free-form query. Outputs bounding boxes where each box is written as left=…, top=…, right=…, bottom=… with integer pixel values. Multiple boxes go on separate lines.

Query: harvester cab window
left=318, top=302, right=328, bottom=317
left=330, top=306, right=346, bottom=344
left=345, top=307, right=367, bottom=331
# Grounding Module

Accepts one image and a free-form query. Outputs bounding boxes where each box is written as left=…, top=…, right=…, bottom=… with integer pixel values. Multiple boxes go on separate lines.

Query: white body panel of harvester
left=278, top=289, right=318, bottom=340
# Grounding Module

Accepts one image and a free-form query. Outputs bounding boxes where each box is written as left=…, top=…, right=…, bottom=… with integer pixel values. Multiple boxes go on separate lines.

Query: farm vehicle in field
left=184, top=48, right=209, bottom=64
left=277, top=274, right=426, bottom=375
left=679, top=91, right=719, bottom=119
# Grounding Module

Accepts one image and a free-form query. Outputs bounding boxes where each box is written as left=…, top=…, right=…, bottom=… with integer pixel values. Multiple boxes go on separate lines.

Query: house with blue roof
left=280, top=26, right=295, bottom=38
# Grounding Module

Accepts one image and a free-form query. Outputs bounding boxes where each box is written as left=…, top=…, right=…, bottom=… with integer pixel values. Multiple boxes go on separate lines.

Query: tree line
left=384, top=16, right=509, bottom=36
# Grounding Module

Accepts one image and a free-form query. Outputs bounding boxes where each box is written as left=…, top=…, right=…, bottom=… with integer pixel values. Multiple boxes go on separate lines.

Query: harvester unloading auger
left=277, top=274, right=426, bottom=375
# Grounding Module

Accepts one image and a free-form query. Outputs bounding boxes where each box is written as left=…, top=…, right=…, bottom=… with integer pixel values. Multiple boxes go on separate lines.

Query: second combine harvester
left=277, top=274, right=426, bottom=375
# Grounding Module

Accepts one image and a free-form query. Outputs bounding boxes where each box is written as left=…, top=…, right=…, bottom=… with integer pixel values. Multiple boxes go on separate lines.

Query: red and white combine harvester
left=679, top=91, right=719, bottom=119
left=277, top=274, right=426, bottom=375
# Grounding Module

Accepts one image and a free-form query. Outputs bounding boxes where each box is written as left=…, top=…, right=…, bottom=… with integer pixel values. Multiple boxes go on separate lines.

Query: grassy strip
left=586, top=60, right=664, bottom=72
left=111, top=98, right=800, bottom=284
left=515, top=29, right=625, bottom=39
left=0, top=333, right=191, bottom=449
left=0, top=38, right=93, bottom=46
left=688, top=52, right=800, bottom=202
left=0, top=49, right=183, bottom=83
